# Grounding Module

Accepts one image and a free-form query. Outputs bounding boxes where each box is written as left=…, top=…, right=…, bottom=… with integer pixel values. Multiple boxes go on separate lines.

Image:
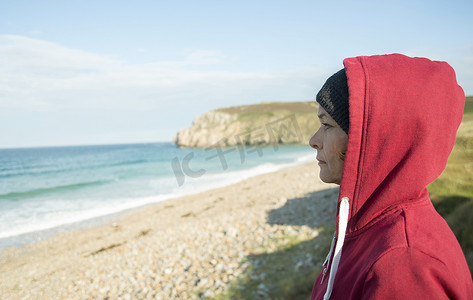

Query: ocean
left=0, top=142, right=313, bottom=247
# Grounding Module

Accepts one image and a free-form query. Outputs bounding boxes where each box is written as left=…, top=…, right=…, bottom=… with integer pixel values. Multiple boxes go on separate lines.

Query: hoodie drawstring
left=320, top=232, right=336, bottom=284
left=323, top=197, right=350, bottom=300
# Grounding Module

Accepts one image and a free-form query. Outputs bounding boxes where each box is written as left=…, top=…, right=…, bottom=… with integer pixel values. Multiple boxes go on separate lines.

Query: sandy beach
left=0, top=162, right=339, bottom=299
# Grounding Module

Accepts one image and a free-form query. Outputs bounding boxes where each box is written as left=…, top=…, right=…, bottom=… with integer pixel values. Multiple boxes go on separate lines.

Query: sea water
left=0, top=142, right=314, bottom=247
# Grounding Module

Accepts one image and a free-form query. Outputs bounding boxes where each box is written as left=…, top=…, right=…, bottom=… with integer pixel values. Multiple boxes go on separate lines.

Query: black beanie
left=316, top=69, right=349, bottom=134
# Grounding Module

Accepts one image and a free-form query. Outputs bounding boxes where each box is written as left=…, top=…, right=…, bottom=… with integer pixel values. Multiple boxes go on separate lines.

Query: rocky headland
left=173, top=102, right=320, bottom=147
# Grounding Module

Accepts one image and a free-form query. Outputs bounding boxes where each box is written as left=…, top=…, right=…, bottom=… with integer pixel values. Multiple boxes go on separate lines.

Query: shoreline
left=0, top=154, right=313, bottom=250
left=0, top=161, right=339, bottom=299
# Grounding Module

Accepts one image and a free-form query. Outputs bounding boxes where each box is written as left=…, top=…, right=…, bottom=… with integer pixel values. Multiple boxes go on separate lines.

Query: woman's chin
left=319, top=172, right=340, bottom=185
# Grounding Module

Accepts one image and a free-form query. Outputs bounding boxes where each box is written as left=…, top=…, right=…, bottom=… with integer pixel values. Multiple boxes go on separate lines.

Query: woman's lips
left=317, top=158, right=326, bottom=165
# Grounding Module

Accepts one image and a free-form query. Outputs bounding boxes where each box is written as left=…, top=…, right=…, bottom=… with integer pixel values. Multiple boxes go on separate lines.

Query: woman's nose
left=309, top=127, right=322, bottom=150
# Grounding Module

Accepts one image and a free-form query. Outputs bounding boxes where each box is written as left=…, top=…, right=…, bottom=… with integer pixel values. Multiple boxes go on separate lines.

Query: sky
left=1, top=0, right=472, bottom=148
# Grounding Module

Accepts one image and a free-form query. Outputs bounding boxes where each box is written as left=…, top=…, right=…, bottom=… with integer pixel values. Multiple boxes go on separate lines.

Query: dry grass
left=216, top=101, right=318, bottom=114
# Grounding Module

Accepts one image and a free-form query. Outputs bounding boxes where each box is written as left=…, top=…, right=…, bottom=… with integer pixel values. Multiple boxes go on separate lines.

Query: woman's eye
left=322, top=123, right=332, bottom=130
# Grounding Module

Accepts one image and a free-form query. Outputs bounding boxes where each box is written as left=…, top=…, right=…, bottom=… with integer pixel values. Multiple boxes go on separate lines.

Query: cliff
left=173, top=101, right=320, bottom=147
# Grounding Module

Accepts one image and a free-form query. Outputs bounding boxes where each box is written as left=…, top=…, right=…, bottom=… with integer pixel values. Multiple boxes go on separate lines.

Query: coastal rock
left=174, top=102, right=319, bottom=147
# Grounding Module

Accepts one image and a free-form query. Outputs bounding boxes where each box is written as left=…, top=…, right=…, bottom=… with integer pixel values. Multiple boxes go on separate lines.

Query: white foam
left=0, top=150, right=315, bottom=240
left=297, top=153, right=314, bottom=163
left=0, top=194, right=178, bottom=239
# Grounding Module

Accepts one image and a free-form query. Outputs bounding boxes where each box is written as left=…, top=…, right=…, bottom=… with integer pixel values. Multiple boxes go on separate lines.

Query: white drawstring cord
left=323, top=197, right=350, bottom=300
left=320, top=233, right=336, bottom=284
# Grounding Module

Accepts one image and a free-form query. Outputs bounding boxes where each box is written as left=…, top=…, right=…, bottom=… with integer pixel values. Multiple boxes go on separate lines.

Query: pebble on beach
left=0, top=162, right=338, bottom=299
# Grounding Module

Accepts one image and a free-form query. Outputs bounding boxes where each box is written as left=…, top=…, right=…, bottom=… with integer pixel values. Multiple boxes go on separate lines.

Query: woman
left=309, top=54, right=473, bottom=299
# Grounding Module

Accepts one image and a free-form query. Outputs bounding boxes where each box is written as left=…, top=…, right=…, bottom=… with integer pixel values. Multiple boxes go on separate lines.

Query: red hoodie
left=311, top=54, right=473, bottom=299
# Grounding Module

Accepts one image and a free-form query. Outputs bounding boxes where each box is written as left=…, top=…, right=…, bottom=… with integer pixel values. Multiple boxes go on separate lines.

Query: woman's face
left=309, top=105, right=348, bottom=185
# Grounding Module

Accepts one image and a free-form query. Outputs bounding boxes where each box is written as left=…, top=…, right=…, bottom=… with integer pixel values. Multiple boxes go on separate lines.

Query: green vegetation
left=213, top=187, right=339, bottom=300
left=217, top=102, right=319, bottom=115
left=215, top=226, right=334, bottom=300
left=429, top=96, right=473, bottom=272
left=217, top=101, right=320, bottom=144
left=216, top=227, right=333, bottom=300
left=464, top=96, right=473, bottom=114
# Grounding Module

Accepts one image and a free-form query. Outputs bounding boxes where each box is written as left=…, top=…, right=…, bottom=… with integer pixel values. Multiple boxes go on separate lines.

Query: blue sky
left=1, top=0, right=472, bottom=148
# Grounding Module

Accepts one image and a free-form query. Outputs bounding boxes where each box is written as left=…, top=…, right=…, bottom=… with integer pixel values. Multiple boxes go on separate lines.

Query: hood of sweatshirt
left=317, top=53, right=467, bottom=300
left=337, top=53, right=464, bottom=234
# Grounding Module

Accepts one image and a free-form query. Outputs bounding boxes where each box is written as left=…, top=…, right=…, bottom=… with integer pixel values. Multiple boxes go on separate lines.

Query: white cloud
left=0, top=35, right=333, bottom=147
left=3, top=35, right=470, bottom=148
left=0, top=35, right=327, bottom=113
left=0, top=35, right=118, bottom=69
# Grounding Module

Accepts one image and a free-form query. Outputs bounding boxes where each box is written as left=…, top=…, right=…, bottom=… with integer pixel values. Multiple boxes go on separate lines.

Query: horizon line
left=0, top=140, right=174, bottom=150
